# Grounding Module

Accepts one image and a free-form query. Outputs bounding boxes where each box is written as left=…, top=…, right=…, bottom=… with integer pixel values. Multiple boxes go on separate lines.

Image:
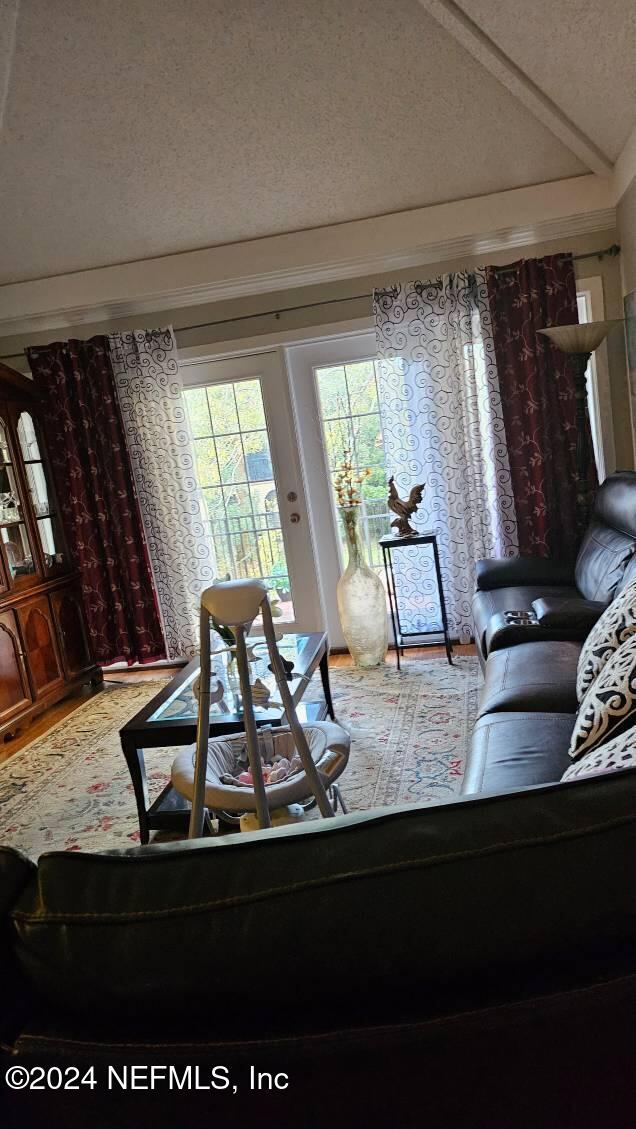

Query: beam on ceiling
left=615, top=121, right=636, bottom=202
left=418, top=0, right=613, bottom=177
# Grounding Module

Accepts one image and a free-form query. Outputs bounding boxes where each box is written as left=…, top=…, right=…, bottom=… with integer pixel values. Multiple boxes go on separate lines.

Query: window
left=184, top=378, right=294, bottom=619
left=577, top=285, right=608, bottom=480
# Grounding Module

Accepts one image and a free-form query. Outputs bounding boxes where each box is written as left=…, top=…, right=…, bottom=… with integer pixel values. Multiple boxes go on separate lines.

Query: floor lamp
left=538, top=319, right=623, bottom=535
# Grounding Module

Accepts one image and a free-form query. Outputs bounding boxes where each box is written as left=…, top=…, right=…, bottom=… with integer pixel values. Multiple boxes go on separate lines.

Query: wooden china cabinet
left=0, top=361, right=101, bottom=741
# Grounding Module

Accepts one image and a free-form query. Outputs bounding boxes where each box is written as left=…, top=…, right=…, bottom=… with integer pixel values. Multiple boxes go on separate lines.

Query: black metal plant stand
left=379, top=532, right=453, bottom=670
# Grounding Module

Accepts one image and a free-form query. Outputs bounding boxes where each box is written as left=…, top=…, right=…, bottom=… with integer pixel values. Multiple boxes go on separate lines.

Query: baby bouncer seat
left=171, top=579, right=350, bottom=835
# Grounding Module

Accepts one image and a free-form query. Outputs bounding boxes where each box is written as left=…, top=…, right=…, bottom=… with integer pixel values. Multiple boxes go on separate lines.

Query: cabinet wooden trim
left=0, top=610, right=32, bottom=725
left=50, top=585, right=94, bottom=679
left=0, top=542, right=9, bottom=596
left=18, top=595, right=65, bottom=698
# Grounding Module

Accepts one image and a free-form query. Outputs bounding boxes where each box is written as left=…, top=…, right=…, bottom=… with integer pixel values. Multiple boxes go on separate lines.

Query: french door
left=180, top=297, right=615, bottom=650
left=181, top=351, right=322, bottom=633
left=285, top=332, right=393, bottom=650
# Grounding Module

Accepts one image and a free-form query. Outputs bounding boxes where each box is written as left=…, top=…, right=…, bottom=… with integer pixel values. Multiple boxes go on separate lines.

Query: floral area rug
left=0, top=654, right=480, bottom=859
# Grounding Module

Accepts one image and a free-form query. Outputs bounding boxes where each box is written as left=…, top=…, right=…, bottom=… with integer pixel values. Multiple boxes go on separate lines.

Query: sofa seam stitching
left=14, top=970, right=636, bottom=1053
left=12, top=811, right=636, bottom=925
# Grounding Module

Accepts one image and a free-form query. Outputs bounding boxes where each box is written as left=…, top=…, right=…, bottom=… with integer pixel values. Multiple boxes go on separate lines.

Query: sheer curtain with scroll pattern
left=109, top=328, right=216, bottom=659
left=373, top=271, right=518, bottom=642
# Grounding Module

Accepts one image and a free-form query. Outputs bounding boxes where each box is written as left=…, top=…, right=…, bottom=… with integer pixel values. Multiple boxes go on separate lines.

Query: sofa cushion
left=473, top=585, right=579, bottom=655
left=570, top=634, right=636, bottom=761
left=531, top=597, right=606, bottom=633
left=562, top=726, right=636, bottom=782
left=575, top=520, right=636, bottom=603
left=477, top=641, right=581, bottom=717
left=576, top=577, right=636, bottom=702
left=463, top=713, right=574, bottom=793
left=475, top=556, right=575, bottom=590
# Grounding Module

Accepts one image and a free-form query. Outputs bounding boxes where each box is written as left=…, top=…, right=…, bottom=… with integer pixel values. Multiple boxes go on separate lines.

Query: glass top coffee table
left=120, top=631, right=333, bottom=843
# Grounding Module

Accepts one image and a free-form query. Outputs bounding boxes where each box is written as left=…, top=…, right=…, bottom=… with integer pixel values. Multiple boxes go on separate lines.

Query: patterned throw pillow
left=562, top=726, right=636, bottom=781
left=570, top=633, right=636, bottom=760
left=576, top=576, right=636, bottom=702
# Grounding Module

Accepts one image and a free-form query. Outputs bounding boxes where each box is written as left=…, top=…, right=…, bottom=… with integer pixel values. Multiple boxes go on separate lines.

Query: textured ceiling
left=458, top=0, right=636, bottom=161
left=0, top=0, right=626, bottom=283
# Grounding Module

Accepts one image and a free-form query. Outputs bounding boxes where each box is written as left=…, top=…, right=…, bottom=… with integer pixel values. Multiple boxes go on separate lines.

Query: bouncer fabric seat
left=171, top=721, right=350, bottom=814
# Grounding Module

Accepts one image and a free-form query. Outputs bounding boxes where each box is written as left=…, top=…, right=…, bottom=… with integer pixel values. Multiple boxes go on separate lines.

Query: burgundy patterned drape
left=26, top=337, right=166, bottom=665
left=486, top=253, right=597, bottom=559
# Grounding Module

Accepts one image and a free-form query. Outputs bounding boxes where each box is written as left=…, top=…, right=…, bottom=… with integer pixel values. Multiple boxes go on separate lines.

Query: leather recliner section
left=477, top=641, right=581, bottom=718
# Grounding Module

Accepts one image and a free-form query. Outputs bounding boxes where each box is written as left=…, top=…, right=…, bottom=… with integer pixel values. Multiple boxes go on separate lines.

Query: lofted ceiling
left=0, top=0, right=633, bottom=286
left=458, top=0, right=636, bottom=161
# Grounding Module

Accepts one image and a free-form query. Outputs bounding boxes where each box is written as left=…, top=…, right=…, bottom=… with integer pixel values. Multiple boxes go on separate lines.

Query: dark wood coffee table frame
left=120, top=632, right=334, bottom=843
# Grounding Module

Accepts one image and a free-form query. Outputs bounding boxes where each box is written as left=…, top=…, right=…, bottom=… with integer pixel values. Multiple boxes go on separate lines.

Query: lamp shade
left=538, top=319, right=623, bottom=355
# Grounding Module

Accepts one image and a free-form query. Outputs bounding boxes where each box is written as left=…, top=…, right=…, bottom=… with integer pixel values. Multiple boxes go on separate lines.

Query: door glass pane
left=16, top=412, right=66, bottom=571
left=185, top=378, right=294, bottom=621
left=1, top=523, right=36, bottom=579
left=17, top=413, right=48, bottom=510
left=24, top=461, right=49, bottom=515
left=235, top=381, right=266, bottom=430
left=315, top=360, right=391, bottom=573
left=0, top=419, right=11, bottom=464
left=0, top=416, right=35, bottom=579
left=17, top=412, right=41, bottom=460
left=15, top=413, right=66, bottom=573
left=0, top=462, right=21, bottom=524
left=0, top=418, right=21, bottom=525
left=37, top=515, right=66, bottom=568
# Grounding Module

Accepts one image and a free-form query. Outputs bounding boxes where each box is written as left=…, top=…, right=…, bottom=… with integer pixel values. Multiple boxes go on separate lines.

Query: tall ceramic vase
left=336, top=506, right=387, bottom=667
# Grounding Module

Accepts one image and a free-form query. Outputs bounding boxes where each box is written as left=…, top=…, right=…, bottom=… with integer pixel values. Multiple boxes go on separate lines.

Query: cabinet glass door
left=17, top=412, right=66, bottom=574
left=0, top=415, right=37, bottom=583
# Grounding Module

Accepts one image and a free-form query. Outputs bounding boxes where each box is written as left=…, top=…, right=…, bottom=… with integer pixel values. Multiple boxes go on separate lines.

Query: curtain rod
left=169, top=243, right=623, bottom=332
left=492, top=242, right=620, bottom=276
left=0, top=242, right=621, bottom=364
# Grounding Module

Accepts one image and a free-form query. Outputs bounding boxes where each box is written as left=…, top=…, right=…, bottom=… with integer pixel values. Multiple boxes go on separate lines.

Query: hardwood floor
left=0, top=645, right=476, bottom=764
left=329, top=642, right=475, bottom=666
left=0, top=665, right=183, bottom=764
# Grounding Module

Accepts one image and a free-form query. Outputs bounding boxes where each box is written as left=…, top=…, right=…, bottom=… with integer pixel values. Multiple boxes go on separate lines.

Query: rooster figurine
left=387, top=476, right=425, bottom=537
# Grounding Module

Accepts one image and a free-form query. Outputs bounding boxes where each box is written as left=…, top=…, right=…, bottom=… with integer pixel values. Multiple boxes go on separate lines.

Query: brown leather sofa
left=3, top=770, right=636, bottom=1129
left=3, top=477, right=636, bottom=1128
left=467, top=471, right=636, bottom=795
left=472, top=470, right=636, bottom=668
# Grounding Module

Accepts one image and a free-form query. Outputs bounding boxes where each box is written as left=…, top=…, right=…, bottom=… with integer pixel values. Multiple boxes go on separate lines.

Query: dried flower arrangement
left=334, top=446, right=372, bottom=509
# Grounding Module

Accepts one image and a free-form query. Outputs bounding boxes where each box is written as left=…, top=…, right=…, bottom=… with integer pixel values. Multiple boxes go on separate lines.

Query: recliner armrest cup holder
left=503, top=610, right=540, bottom=625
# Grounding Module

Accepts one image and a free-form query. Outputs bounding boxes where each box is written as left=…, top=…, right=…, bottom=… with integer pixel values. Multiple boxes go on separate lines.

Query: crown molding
left=0, top=175, right=616, bottom=339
